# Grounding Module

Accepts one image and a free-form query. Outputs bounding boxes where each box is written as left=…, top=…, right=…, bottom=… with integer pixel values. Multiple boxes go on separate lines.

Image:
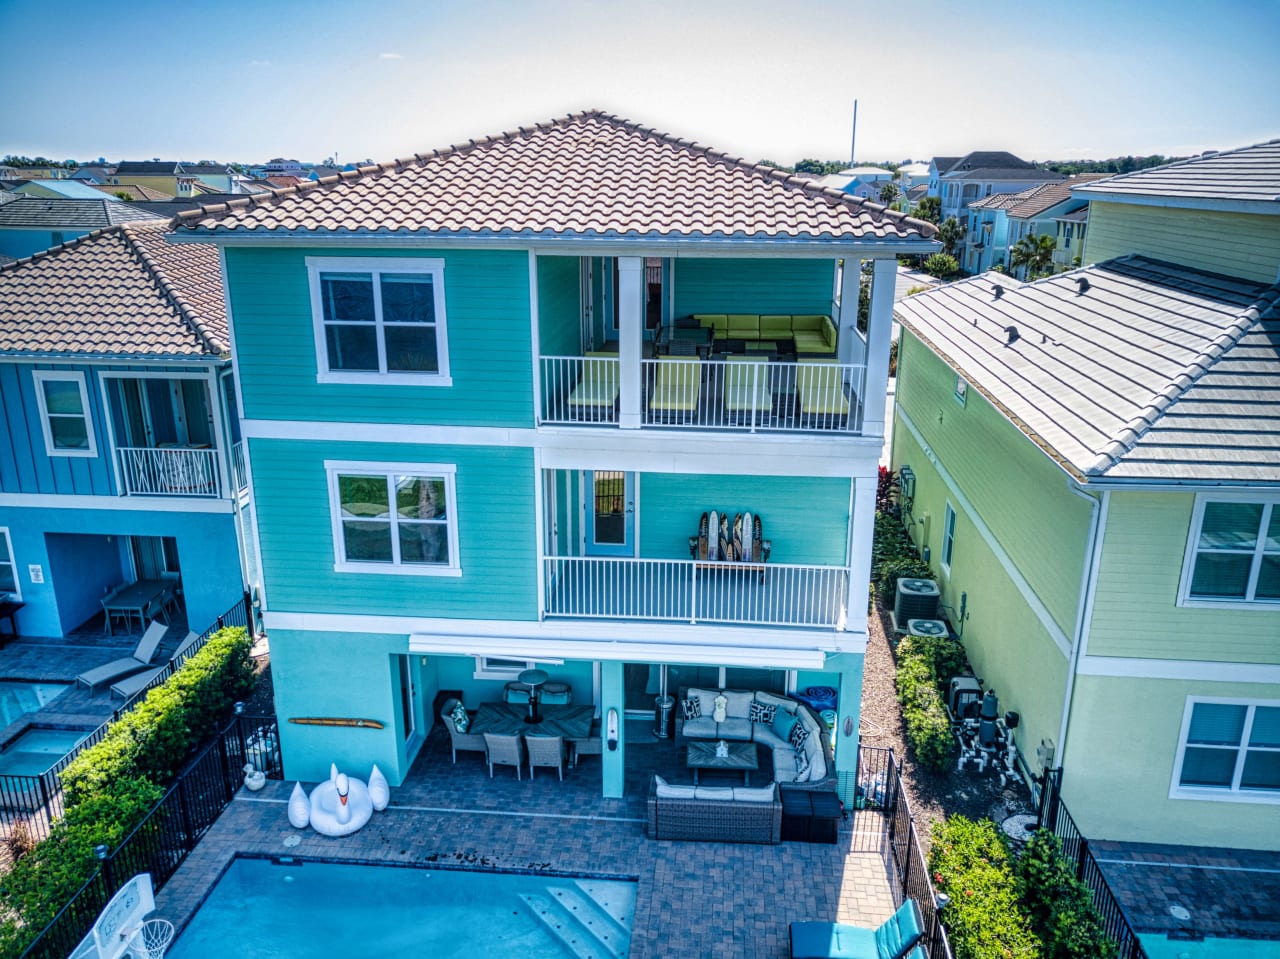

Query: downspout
left=1054, top=483, right=1108, bottom=788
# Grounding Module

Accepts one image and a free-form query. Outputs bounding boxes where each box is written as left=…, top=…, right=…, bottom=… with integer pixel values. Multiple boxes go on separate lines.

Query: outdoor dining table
left=102, top=579, right=169, bottom=637
left=469, top=702, right=593, bottom=740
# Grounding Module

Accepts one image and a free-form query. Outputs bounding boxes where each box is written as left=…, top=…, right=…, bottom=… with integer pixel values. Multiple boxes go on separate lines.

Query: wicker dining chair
left=441, top=698, right=486, bottom=764
left=526, top=735, right=567, bottom=781
left=483, top=733, right=525, bottom=779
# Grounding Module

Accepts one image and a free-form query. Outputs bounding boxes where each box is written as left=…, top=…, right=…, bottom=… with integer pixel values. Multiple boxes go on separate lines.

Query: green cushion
left=790, top=314, right=825, bottom=332
left=726, top=314, right=760, bottom=336
left=794, top=332, right=836, bottom=354
left=760, top=314, right=793, bottom=337
left=693, top=314, right=727, bottom=337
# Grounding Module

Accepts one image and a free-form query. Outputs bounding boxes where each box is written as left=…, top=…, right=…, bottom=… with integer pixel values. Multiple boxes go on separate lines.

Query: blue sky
left=2, top=0, right=1277, bottom=166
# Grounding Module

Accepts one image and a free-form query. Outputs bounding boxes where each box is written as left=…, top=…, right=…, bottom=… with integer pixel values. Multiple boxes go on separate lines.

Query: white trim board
left=0, top=492, right=234, bottom=514
left=895, top=406, right=1074, bottom=658
left=1077, top=656, right=1280, bottom=684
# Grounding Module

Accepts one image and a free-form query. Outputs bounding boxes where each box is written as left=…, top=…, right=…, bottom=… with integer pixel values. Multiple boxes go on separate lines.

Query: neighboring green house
left=890, top=141, right=1280, bottom=851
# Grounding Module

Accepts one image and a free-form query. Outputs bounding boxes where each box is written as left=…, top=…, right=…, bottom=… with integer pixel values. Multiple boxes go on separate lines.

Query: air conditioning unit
left=894, top=578, right=939, bottom=625
left=907, top=618, right=949, bottom=639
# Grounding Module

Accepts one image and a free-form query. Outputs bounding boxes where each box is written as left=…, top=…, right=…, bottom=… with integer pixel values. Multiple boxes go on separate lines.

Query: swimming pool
left=167, top=857, right=636, bottom=959
left=1141, top=934, right=1280, bottom=958
left=0, top=681, right=68, bottom=728
left=0, top=727, right=88, bottom=776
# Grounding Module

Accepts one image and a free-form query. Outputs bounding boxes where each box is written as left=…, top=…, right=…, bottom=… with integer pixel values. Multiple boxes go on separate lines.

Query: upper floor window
left=307, top=257, right=450, bottom=386
left=942, top=502, right=957, bottom=571
left=1183, top=499, right=1279, bottom=605
left=0, top=528, right=17, bottom=599
left=1173, top=699, right=1280, bottom=800
left=326, top=461, right=460, bottom=576
left=33, top=371, right=97, bottom=457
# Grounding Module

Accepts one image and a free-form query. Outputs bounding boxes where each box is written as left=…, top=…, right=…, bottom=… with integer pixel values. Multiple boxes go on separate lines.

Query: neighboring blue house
left=936, top=152, right=1064, bottom=265
left=0, top=222, right=250, bottom=639
left=812, top=166, right=896, bottom=201
left=0, top=195, right=162, bottom=260
left=11, top=180, right=120, bottom=201
left=169, top=110, right=939, bottom=799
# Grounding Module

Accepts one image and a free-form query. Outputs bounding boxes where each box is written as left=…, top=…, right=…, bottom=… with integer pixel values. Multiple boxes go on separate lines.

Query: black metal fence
left=1037, top=768, right=1150, bottom=959
left=0, top=592, right=256, bottom=843
left=18, top=710, right=281, bottom=959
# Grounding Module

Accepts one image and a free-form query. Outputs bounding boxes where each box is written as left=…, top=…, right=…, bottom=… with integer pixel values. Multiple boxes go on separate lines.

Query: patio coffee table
left=686, top=740, right=758, bottom=784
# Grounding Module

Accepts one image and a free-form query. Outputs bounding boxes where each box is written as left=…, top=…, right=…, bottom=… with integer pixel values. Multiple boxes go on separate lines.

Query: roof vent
left=1075, top=276, right=1090, bottom=294
left=1004, top=325, right=1020, bottom=346
left=992, top=283, right=1004, bottom=299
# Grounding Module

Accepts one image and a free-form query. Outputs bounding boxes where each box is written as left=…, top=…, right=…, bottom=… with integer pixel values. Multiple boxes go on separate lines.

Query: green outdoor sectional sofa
left=691, top=313, right=838, bottom=355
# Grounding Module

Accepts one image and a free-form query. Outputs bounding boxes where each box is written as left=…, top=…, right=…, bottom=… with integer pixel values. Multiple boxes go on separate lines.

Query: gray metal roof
left=895, top=256, right=1280, bottom=484
left=1074, top=140, right=1280, bottom=211
left=0, top=196, right=165, bottom=229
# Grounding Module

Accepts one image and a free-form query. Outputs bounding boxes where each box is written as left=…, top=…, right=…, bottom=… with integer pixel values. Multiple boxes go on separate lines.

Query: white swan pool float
left=308, top=770, right=373, bottom=837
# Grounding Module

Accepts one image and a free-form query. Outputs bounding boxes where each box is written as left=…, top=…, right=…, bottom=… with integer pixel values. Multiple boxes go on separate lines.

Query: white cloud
left=250, top=59, right=271, bottom=67
left=379, top=53, right=403, bottom=60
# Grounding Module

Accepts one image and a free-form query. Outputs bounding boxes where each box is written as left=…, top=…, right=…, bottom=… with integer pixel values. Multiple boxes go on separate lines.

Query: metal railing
left=538, top=355, right=865, bottom=434
left=231, top=440, right=248, bottom=493
left=0, top=593, right=255, bottom=844
left=1036, top=769, right=1150, bottom=959
left=116, top=445, right=222, bottom=497
left=542, top=555, right=849, bottom=628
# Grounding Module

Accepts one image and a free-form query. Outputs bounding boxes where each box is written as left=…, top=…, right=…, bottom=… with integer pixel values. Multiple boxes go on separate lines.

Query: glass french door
left=583, top=470, right=634, bottom=557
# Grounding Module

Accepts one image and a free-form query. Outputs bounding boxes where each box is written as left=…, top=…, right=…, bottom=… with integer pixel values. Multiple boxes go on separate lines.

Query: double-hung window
left=307, top=257, right=450, bottom=385
left=1183, top=499, right=1279, bottom=605
left=0, top=528, right=18, bottom=599
left=326, top=461, right=460, bottom=576
left=1173, top=699, right=1280, bottom=801
left=33, top=371, right=96, bottom=457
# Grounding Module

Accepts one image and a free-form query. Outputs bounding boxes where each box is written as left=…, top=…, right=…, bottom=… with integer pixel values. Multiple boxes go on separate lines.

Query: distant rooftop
left=0, top=196, right=164, bottom=229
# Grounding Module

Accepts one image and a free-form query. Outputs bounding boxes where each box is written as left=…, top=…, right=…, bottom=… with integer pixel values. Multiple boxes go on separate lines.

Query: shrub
left=1016, top=832, right=1117, bottom=959
left=895, top=636, right=961, bottom=773
left=901, top=635, right=968, bottom=692
left=876, top=466, right=899, bottom=515
left=924, top=252, right=961, bottom=278
left=875, top=556, right=934, bottom=606
left=931, top=816, right=1042, bottom=959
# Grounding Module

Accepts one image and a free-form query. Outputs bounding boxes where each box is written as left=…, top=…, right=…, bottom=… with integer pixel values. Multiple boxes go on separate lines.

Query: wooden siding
left=1084, top=201, right=1280, bottom=284
left=894, top=333, right=1093, bottom=633
left=249, top=438, right=538, bottom=620
left=224, top=246, right=534, bottom=427
left=537, top=255, right=581, bottom=355
left=1087, top=492, right=1280, bottom=665
left=637, top=473, right=851, bottom=565
left=673, top=258, right=836, bottom=317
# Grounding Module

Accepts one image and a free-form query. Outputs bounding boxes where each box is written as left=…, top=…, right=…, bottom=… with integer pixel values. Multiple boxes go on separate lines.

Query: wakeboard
left=697, top=511, right=709, bottom=561
left=732, top=513, right=743, bottom=562
left=742, top=511, right=754, bottom=562
left=708, top=510, right=720, bottom=561
left=719, top=512, right=731, bottom=562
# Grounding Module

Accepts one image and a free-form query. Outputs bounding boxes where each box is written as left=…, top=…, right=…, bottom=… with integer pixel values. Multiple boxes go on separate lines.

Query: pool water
left=0, top=727, right=88, bottom=776
left=167, top=858, right=636, bottom=959
left=0, top=681, right=68, bottom=727
left=1141, top=934, right=1280, bottom=958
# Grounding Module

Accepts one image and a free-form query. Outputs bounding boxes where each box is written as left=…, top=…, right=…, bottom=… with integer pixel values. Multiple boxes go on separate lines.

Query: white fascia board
left=0, top=354, right=223, bottom=367
left=1077, top=656, right=1280, bottom=684
left=0, top=492, right=234, bottom=514
left=1070, top=189, right=1280, bottom=216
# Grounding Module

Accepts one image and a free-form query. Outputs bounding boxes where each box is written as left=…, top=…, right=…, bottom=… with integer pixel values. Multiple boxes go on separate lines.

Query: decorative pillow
left=682, top=696, right=702, bottom=721
left=749, top=701, right=778, bottom=725
left=450, top=703, right=469, bottom=733
left=790, top=723, right=809, bottom=751
left=795, top=744, right=811, bottom=779
left=772, top=708, right=798, bottom=742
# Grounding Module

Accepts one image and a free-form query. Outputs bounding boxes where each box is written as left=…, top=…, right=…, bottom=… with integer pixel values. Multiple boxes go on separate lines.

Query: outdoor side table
left=780, top=787, right=812, bottom=842
left=809, top=789, right=841, bottom=844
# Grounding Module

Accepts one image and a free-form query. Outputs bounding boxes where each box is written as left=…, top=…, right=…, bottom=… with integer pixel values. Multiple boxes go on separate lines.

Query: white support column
left=836, top=259, right=865, bottom=367
left=848, top=473, right=878, bottom=632
left=617, top=256, right=644, bottom=429
left=862, top=257, right=897, bottom=436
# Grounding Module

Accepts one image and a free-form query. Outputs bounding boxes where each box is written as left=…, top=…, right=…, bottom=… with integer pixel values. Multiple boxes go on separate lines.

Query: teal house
left=170, top=110, right=939, bottom=800
left=0, top=222, right=251, bottom=639
left=891, top=140, right=1280, bottom=851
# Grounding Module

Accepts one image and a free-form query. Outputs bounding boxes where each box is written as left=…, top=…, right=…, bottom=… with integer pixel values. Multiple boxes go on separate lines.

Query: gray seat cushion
left=723, top=690, right=754, bottom=719
left=683, top=716, right=718, bottom=739
left=718, top=717, right=753, bottom=741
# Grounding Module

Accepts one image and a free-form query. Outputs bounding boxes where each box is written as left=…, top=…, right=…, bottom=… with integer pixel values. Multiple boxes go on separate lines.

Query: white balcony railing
left=542, top=555, right=849, bottom=628
left=116, top=446, right=221, bottom=497
left=539, top=355, right=864, bottom=434
left=231, top=440, right=248, bottom=493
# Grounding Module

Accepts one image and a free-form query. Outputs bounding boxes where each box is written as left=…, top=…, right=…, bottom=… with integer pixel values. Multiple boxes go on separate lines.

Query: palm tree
left=1009, top=233, right=1057, bottom=278
left=878, top=182, right=900, bottom=205
left=937, top=216, right=964, bottom=257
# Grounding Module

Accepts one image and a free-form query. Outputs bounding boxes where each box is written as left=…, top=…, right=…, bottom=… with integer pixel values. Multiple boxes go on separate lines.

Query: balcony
left=116, top=445, right=226, bottom=497
left=539, top=355, right=864, bottom=434
left=541, top=556, right=849, bottom=629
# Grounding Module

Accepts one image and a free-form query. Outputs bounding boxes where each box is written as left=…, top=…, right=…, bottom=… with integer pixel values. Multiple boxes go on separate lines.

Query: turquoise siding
left=637, top=473, right=850, bottom=565
left=435, top=656, right=595, bottom=709
left=0, top=504, right=242, bottom=637
left=224, top=246, right=533, bottom=427
left=250, top=439, right=538, bottom=619
left=537, top=255, right=581, bottom=355
left=673, top=258, right=835, bottom=317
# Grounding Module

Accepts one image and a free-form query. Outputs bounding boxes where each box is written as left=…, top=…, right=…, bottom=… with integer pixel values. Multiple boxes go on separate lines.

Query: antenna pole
left=850, top=99, right=858, bottom=166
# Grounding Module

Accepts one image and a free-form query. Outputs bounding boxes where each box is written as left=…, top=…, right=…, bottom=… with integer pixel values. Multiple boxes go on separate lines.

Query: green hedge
left=871, top=511, right=933, bottom=606
left=1016, top=832, right=1117, bottom=959
left=930, top=816, right=1041, bottom=959
left=61, top=627, right=254, bottom=805
left=895, top=635, right=963, bottom=773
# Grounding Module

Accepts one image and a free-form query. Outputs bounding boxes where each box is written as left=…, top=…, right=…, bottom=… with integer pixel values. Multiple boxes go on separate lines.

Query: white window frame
left=306, top=256, right=451, bottom=386
left=1170, top=696, right=1280, bottom=805
left=472, top=656, right=564, bottom=680
left=0, top=527, right=19, bottom=600
left=1178, top=494, right=1280, bottom=609
left=953, top=376, right=968, bottom=407
left=33, top=370, right=97, bottom=458
left=941, top=502, right=957, bottom=573
left=325, top=460, right=461, bottom=577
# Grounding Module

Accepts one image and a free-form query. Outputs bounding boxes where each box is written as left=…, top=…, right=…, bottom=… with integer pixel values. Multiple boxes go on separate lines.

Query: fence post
left=216, top=724, right=235, bottom=804
left=242, top=589, right=253, bottom=637
left=95, top=845, right=115, bottom=899
left=1076, top=836, right=1089, bottom=883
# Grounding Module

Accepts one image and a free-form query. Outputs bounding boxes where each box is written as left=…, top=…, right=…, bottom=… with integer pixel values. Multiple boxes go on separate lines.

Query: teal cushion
left=789, top=922, right=877, bottom=959
left=772, top=708, right=798, bottom=743
left=875, top=899, right=924, bottom=959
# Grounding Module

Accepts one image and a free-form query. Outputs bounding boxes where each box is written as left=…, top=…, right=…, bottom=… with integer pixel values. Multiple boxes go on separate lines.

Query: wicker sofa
left=691, top=314, right=838, bottom=355
left=647, top=778, right=781, bottom=843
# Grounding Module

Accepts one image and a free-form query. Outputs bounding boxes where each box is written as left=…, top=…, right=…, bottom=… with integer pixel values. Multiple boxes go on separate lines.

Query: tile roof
left=0, top=196, right=165, bottom=229
left=1055, top=208, right=1089, bottom=222
left=895, top=257, right=1280, bottom=483
left=944, top=167, right=1066, bottom=182
left=1004, top=174, right=1110, bottom=218
left=174, top=110, right=938, bottom=245
left=1075, top=139, right=1280, bottom=208
left=0, top=221, right=227, bottom=358
left=946, top=151, right=1036, bottom=173
left=17, top=179, right=117, bottom=200
left=115, top=161, right=184, bottom=175
left=968, top=191, right=1030, bottom=211
left=931, top=156, right=961, bottom=173
left=91, top=183, right=174, bottom=201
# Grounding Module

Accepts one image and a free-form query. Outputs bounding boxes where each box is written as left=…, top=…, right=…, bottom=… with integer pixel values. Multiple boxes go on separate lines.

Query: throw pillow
left=795, top=744, right=811, bottom=779
left=772, top=708, right=798, bottom=742
left=790, top=723, right=809, bottom=751
left=450, top=703, right=469, bottom=733
left=749, top=700, right=778, bottom=725
left=682, top=696, right=701, bottom=721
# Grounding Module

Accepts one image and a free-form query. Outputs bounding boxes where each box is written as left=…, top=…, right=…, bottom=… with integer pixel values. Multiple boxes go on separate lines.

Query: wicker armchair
left=569, top=719, right=603, bottom=767
left=483, top=733, right=526, bottom=779
left=441, top=698, right=486, bottom=764
left=526, top=735, right=566, bottom=781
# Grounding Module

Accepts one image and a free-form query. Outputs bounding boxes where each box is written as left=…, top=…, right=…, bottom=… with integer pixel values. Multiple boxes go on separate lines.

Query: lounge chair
left=483, top=733, right=525, bottom=779
left=648, top=356, right=701, bottom=422
left=796, top=359, right=851, bottom=428
left=567, top=351, right=620, bottom=421
left=441, top=698, right=486, bottom=763
left=110, top=631, right=201, bottom=700
left=75, top=620, right=168, bottom=691
left=723, top=356, right=772, bottom=422
left=526, top=735, right=567, bottom=781
left=790, top=898, right=924, bottom=959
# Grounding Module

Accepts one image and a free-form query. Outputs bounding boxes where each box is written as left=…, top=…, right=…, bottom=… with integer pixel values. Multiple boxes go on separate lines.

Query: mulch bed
left=241, top=650, right=274, bottom=716
left=860, top=602, right=1035, bottom=850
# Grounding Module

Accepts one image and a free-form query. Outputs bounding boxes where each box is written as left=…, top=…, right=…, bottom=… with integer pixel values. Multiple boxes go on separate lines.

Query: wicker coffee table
left=686, top=741, right=759, bottom=784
